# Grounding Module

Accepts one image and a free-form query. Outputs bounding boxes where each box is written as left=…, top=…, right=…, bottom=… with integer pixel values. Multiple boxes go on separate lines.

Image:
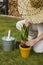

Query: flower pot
left=19, top=44, right=31, bottom=58
left=16, top=41, right=21, bottom=49
left=2, top=36, right=15, bottom=51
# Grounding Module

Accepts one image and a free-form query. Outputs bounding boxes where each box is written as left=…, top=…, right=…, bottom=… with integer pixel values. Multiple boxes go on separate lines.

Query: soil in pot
left=21, top=43, right=30, bottom=48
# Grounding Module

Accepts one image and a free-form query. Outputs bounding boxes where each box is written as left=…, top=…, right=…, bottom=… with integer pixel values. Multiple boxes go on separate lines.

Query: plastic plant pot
left=16, top=41, right=21, bottom=49
left=19, top=44, right=31, bottom=58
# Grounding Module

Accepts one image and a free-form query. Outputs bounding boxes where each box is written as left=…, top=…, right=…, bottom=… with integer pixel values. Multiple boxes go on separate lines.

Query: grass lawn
left=0, top=16, right=43, bottom=65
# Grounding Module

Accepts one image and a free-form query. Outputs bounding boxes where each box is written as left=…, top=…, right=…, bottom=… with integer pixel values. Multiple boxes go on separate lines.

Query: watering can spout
left=7, top=30, right=11, bottom=39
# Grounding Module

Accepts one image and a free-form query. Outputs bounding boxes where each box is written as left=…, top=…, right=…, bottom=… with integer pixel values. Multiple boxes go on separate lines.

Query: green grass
left=0, top=16, right=43, bottom=65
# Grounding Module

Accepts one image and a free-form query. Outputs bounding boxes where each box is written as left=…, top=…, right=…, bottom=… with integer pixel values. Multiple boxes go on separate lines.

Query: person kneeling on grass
left=25, top=22, right=43, bottom=53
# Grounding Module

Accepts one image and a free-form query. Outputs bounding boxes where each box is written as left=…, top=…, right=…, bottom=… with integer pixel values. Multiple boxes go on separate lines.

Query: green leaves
left=21, top=24, right=29, bottom=41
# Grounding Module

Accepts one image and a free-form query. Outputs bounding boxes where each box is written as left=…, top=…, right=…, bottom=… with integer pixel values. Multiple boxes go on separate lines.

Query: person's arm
left=25, top=33, right=43, bottom=46
left=36, top=33, right=43, bottom=42
left=25, top=20, right=31, bottom=27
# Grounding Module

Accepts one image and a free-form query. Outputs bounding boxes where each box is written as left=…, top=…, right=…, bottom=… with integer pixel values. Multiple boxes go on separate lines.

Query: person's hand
left=25, top=38, right=38, bottom=46
left=25, top=33, right=43, bottom=46
left=25, top=21, right=31, bottom=27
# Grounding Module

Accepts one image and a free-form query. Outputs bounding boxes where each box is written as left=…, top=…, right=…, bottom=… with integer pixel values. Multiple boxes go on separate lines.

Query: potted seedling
left=19, top=24, right=31, bottom=58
